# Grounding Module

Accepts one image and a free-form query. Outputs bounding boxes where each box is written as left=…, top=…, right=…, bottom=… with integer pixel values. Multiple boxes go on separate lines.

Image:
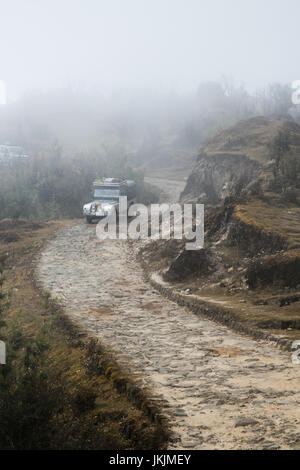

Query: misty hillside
left=176, top=114, right=300, bottom=295
left=1, top=80, right=297, bottom=176
left=198, top=116, right=300, bottom=163
left=181, top=116, right=300, bottom=204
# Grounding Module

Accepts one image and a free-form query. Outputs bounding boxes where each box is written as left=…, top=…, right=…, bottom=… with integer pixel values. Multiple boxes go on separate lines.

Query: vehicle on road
left=83, top=177, right=136, bottom=224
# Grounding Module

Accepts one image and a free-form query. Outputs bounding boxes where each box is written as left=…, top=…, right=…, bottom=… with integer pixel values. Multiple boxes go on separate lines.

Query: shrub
left=0, top=147, right=157, bottom=220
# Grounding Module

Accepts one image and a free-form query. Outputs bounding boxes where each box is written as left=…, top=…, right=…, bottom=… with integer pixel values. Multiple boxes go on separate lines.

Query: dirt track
left=38, top=176, right=300, bottom=450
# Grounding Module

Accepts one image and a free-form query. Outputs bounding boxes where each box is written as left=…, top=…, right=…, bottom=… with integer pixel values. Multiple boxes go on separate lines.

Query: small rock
left=173, top=409, right=188, bottom=417
left=181, top=441, right=199, bottom=449
left=249, top=436, right=265, bottom=444
left=263, top=442, right=280, bottom=450
left=235, top=417, right=259, bottom=428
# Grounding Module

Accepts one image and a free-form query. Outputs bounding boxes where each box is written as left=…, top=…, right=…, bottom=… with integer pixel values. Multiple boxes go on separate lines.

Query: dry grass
left=235, top=198, right=300, bottom=250
left=202, top=117, right=300, bottom=164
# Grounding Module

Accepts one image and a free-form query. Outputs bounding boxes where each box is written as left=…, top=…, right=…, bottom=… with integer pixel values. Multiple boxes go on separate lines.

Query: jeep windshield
left=93, top=187, right=120, bottom=200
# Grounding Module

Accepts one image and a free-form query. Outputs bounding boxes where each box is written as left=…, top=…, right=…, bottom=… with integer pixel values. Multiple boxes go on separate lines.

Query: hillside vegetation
left=200, top=116, right=300, bottom=163
left=181, top=116, right=300, bottom=204
left=0, top=147, right=158, bottom=220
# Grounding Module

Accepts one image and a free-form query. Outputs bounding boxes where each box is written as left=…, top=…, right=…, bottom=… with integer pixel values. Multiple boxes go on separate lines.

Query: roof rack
left=93, top=177, right=126, bottom=186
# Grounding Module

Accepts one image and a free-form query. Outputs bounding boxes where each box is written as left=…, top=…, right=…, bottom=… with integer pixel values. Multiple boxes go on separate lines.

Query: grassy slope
left=235, top=199, right=300, bottom=250
left=201, top=116, right=300, bottom=164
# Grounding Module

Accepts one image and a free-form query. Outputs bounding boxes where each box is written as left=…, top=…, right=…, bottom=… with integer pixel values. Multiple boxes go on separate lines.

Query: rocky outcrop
left=225, top=215, right=288, bottom=256
left=164, top=248, right=214, bottom=282
left=246, top=251, right=300, bottom=289
left=206, top=204, right=288, bottom=257
left=180, top=152, right=260, bottom=204
left=180, top=116, right=300, bottom=204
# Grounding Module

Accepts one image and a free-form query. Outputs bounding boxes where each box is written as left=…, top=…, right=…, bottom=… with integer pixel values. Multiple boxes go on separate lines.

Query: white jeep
left=83, top=178, right=136, bottom=224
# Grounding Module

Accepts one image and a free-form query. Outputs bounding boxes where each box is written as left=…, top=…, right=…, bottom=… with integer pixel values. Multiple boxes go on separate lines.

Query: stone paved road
left=37, top=177, right=300, bottom=450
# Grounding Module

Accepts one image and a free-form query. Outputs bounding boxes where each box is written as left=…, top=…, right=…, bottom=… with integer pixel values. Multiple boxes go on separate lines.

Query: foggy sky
left=1, top=0, right=300, bottom=100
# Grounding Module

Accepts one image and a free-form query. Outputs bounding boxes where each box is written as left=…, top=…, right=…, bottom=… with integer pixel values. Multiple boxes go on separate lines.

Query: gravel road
left=38, top=176, right=300, bottom=450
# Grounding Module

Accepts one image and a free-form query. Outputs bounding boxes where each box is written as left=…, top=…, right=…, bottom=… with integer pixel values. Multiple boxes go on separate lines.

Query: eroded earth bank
left=38, top=177, right=300, bottom=450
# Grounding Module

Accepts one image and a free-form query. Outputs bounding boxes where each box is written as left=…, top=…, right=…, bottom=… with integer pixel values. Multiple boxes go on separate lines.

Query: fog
left=1, top=0, right=300, bottom=170
left=1, top=0, right=300, bottom=99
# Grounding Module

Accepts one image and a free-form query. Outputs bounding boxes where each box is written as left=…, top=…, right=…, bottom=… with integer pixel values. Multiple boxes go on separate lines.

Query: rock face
left=181, top=152, right=260, bottom=204
left=180, top=116, right=300, bottom=204
left=164, top=248, right=213, bottom=282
